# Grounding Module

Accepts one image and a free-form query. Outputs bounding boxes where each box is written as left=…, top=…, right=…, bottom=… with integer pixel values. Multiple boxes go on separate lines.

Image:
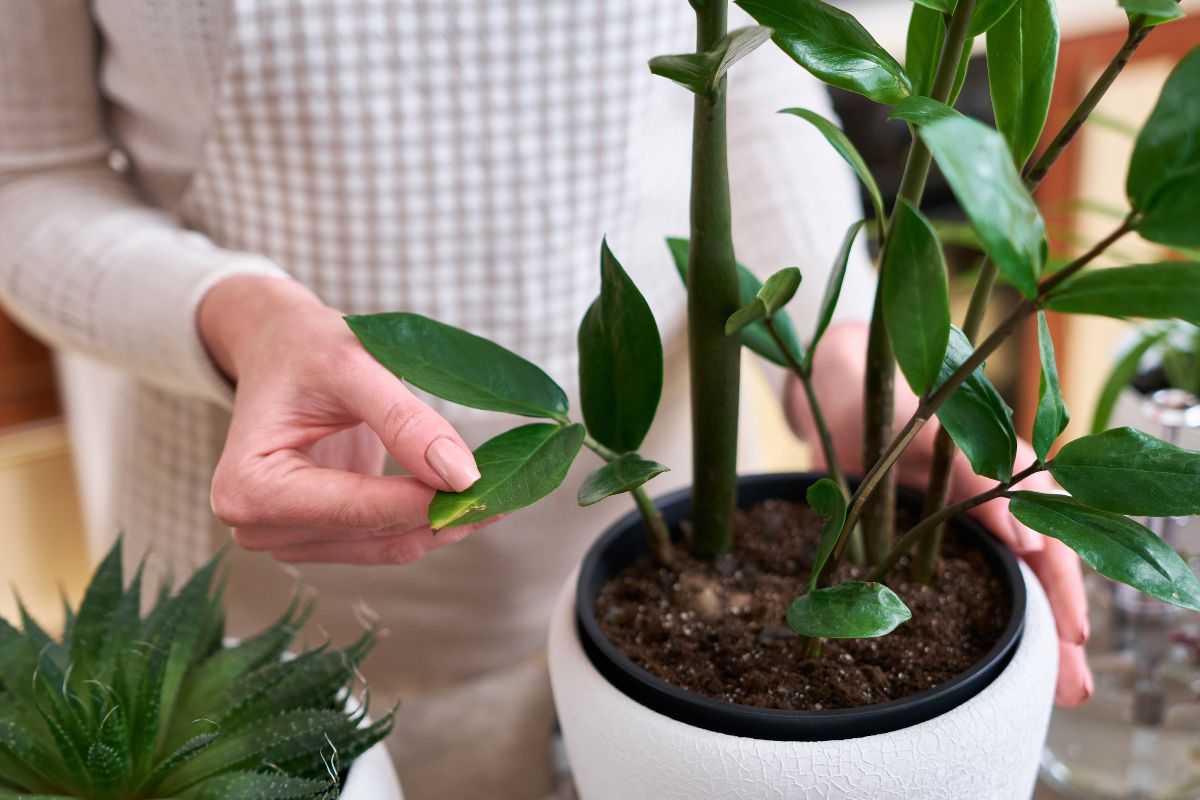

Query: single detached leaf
left=1049, top=427, right=1200, bottom=516
left=935, top=327, right=1018, bottom=481
left=1119, top=0, right=1185, bottom=26
left=578, top=240, right=664, bottom=453
left=882, top=199, right=951, bottom=395
left=577, top=454, right=669, bottom=507
left=906, top=4, right=945, bottom=98
left=780, top=109, right=884, bottom=226
left=890, top=95, right=965, bottom=127
left=1009, top=492, right=1200, bottom=611
left=969, top=0, right=1020, bottom=35
left=1127, top=49, right=1200, bottom=247
left=921, top=116, right=1046, bottom=298
left=787, top=582, right=913, bottom=638
left=737, top=0, right=912, bottom=105
left=1032, top=311, right=1069, bottom=460
left=725, top=267, right=802, bottom=335
left=987, top=0, right=1060, bottom=166
left=649, top=26, right=772, bottom=96
left=1092, top=328, right=1169, bottom=433
left=667, top=238, right=805, bottom=368
left=806, top=478, right=848, bottom=592
left=806, top=219, right=866, bottom=369
left=346, top=313, right=567, bottom=420
left=1045, top=262, right=1200, bottom=325
left=429, top=423, right=585, bottom=529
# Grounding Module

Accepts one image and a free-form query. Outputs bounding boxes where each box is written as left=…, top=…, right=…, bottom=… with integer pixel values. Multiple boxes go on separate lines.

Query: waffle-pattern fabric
left=0, top=2, right=874, bottom=795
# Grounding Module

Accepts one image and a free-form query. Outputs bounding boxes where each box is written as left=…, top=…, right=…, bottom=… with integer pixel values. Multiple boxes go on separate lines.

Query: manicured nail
left=426, top=438, right=481, bottom=492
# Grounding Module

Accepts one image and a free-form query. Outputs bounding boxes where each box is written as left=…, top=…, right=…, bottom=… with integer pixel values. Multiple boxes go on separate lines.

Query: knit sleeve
left=0, top=0, right=290, bottom=407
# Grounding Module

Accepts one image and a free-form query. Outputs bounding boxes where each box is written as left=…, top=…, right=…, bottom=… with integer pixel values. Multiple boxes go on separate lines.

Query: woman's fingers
left=1055, top=640, right=1095, bottom=706
left=268, top=519, right=493, bottom=565
left=1024, top=538, right=1090, bottom=647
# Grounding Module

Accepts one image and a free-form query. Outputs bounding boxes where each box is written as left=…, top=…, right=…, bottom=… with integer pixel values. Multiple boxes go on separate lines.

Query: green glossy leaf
left=921, top=116, right=1045, bottom=297
left=1092, top=329, right=1169, bottom=433
left=882, top=198, right=951, bottom=395
left=805, top=478, right=848, bottom=592
left=935, top=327, right=1018, bottom=481
left=970, top=0, right=1020, bottom=35
left=429, top=423, right=585, bottom=529
left=1119, top=0, right=1185, bottom=26
left=906, top=4, right=944, bottom=98
left=1032, top=311, right=1069, bottom=460
left=890, top=95, right=965, bottom=127
left=649, top=26, right=773, bottom=96
left=1049, top=427, right=1200, bottom=516
left=578, top=240, right=663, bottom=453
left=780, top=109, right=884, bottom=226
left=806, top=219, right=866, bottom=370
left=737, top=0, right=912, bottom=104
left=1128, top=49, right=1200, bottom=247
left=667, top=238, right=805, bottom=368
left=725, top=267, right=802, bottom=335
left=987, top=0, right=1059, bottom=166
left=346, top=313, right=568, bottom=420
left=787, top=582, right=912, bottom=638
left=577, top=454, right=669, bottom=507
left=1045, top=262, right=1200, bottom=325
left=1009, top=492, right=1200, bottom=611
left=913, top=0, right=953, bottom=12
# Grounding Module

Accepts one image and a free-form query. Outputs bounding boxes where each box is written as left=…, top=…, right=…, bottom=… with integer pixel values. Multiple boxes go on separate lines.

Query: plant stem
left=583, top=434, right=674, bottom=566
left=869, top=462, right=1045, bottom=582
left=687, top=0, right=741, bottom=559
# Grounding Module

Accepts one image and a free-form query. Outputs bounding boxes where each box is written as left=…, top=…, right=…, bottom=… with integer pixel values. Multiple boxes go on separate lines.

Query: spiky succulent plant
left=0, top=540, right=392, bottom=799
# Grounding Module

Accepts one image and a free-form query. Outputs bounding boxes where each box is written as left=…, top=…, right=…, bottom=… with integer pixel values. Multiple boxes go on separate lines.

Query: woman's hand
left=199, top=275, right=488, bottom=565
left=785, top=322, right=1093, bottom=706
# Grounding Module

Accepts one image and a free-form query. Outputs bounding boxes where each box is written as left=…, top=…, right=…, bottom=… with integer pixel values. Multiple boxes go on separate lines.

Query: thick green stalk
left=583, top=434, right=674, bottom=566
left=687, top=0, right=742, bottom=558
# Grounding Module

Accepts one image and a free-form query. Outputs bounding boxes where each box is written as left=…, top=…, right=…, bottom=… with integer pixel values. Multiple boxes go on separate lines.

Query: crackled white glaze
left=341, top=739, right=404, bottom=800
left=549, top=563, right=1057, bottom=799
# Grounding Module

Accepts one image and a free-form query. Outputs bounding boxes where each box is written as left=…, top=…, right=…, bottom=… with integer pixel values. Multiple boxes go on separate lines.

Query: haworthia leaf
left=806, top=219, right=866, bottom=370
left=921, top=116, right=1046, bottom=298
left=969, top=0, right=1020, bottom=35
left=1118, top=0, right=1185, bottom=26
left=1009, top=492, right=1200, bottom=611
left=577, top=454, right=669, bottom=507
left=1044, top=262, right=1200, bottom=325
left=725, top=267, right=802, bottom=335
left=805, top=478, right=848, bottom=592
left=428, top=423, right=585, bottom=529
left=578, top=240, right=663, bottom=453
left=175, top=770, right=330, bottom=800
left=780, top=109, right=884, bottom=226
left=787, top=582, right=912, bottom=638
left=987, top=0, right=1060, bottom=166
left=346, top=312, right=569, bottom=420
left=1032, top=312, right=1069, bottom=460
left=935, top=327, right=1018, bottom=481
left=1048, top=427, right=1200, bottom=516
left=649, top=26, right=772, bottom=96
left=737, top=0, right=912, bottom=105
left=882, top=198, right=951, bottom=395
left=1091, top=328, right=1169, bottom=433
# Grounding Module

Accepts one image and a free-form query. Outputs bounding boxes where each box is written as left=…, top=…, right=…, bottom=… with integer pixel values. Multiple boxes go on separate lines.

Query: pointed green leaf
left=806, top=220, right=866, bottom=370
left=176, top=770, right=329, bottom=800
left=787, top=581, right=912, bottom=638
left=906, top=5, right=945, bottom=98
left=935, top=327, right=1018, bottom=481
left=781, top=109, right=884, bottom=226
left=1092, top=328, right=1169, bottom=433
left=429, top=423, right=585, bottom=529
left=987, top=0, right=1059, bottom=166
left=890, top=95, right=965, bottom=127
left=649, top=26, right=772, bottom=96
left=882, top=199, right=951, bottom=395
left=1128, top=48, right=1200, bottom=247
left=68, top=539, right=123, bottom=675
left=1032, top=312, right=1069, bottom=460
left=346, top=312, right=568, bottom=420
left=805, top=478, right=848, bottom=592
left=1009, top=492, right=1200, bottom=611
left=578, top=241, right=663, bottom=453
left=577, top=454, right=669, bottom=507
left=913, top=0, right=953, bottom=12
left=921, top=116, right=1046, bottom=298
left=1049, top=427, right=1200, bottom=516
left=1045, top=262, right=1200, bottom=325
left=737, top=0, right=912, bottom=105
left=726, top=267, right=802, bottom=335
left=1119, top=0, right=1185, bottom=26
left=969, top=0, right=1020, bottom=35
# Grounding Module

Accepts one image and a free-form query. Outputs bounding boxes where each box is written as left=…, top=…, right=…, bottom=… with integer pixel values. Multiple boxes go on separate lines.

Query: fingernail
left=1015, top=522, right=1044, bottom=553
left=1078, top=617, right=1091, bottom=645
left=426, top=438, right=481, bottom=492
left=1081, top=666, right=1095, bottom=702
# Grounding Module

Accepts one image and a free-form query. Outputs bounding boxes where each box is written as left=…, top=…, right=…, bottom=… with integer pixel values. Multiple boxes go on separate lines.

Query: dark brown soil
left=595, top=499, right=1010, bottom=711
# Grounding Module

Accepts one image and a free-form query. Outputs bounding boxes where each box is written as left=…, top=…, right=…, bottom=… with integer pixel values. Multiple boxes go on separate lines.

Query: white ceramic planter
left=341, top=738, right=403, bottom=800
left=549, top=560, right=1058, bottom=800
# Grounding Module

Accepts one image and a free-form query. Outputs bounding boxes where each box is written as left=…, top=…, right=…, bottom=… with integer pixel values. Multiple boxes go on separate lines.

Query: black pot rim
left=574, top=472, right=1027, bottom=741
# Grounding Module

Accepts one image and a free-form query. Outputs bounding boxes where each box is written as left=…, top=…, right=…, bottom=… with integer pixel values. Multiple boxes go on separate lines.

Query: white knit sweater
left=0, top=0, right=872, bottom=742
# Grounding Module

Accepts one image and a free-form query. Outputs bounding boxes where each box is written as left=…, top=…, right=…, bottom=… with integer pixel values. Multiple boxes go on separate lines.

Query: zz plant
left=348, top=0, right=1200, bottom=648
left=0, top=540, right=391, bottom=799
